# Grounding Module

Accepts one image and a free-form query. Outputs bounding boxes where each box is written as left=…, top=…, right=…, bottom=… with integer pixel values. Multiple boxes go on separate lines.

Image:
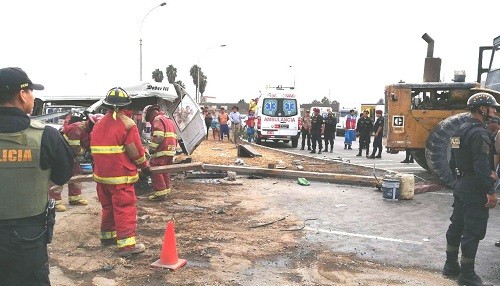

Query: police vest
left=0, top=120, right=50, bottom=219
left=451, top=121, right=492, bottom=175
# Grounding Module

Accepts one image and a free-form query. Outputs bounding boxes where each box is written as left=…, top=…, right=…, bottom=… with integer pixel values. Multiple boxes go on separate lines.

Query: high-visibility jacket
left=149, top=113, right=177, bottom=158
left=90, top=110, right=148, bottom=185
left=62, top=121, right=90, bottom=156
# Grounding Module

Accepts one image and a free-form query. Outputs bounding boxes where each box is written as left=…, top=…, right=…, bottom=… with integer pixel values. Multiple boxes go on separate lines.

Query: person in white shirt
left=229, top=105, right=241, bottom=144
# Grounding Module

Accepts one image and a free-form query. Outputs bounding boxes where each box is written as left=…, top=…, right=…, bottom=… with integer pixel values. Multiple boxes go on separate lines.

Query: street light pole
left=139, top=2, right=166, bottom=82
left=196, top=44, right=226, bottom=103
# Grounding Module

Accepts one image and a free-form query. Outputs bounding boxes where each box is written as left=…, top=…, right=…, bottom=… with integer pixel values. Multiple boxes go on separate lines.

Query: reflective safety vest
left=0, top=120, right=50, bottom=219
left=149, top=114, right=177, bottom=158
left=91, top=111, right=147, bottom=185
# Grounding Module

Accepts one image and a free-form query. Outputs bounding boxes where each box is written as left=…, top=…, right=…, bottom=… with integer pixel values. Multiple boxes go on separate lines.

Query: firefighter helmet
left=103, top=87, right=131, bottom=107
left=142, top=104, right=161, bottom=123
left=467, top=92, right=500, bottom=109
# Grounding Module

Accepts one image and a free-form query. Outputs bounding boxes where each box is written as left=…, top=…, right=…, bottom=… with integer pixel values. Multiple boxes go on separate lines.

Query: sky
left=2, top=0, right=500, bottom=109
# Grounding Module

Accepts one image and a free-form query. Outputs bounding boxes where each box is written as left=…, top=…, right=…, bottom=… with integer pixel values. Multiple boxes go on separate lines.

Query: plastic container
left=382, top=176, right=400, bottom=201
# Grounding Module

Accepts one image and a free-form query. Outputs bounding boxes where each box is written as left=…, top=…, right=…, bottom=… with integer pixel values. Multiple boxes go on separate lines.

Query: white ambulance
left=254, top=87, right=301, bottom=147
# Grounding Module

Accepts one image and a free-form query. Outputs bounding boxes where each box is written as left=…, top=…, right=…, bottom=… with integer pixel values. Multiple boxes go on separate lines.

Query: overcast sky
left=2, top=0, right=500, bottom=108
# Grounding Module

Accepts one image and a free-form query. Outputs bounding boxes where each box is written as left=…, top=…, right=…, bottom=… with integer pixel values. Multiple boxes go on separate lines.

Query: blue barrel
left=382, top=177, right=400, bottom=201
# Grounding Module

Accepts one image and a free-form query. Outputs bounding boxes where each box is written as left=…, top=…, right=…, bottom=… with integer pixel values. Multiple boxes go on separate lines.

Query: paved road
left=255, top=136, right=440, bottom=185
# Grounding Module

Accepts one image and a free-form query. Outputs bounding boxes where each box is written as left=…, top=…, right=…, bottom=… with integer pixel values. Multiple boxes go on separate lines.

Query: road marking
left=305, top=227, right=423, bottom=245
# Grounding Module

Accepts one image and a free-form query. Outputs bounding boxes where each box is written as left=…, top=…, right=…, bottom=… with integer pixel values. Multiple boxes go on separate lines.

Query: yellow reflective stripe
left=93, top=173, right=139, bottom=184
left=90, top=145, right=125, bottom=154
left=68, top=195, right=84, bottom=201
left=153, top=151, right=176, bottom=157
left=152, top=131, right=176, bottom=138
left=154, top=188, right=171, bottom=196
left=101, top=231, right=117, bottom=239
left=117, top=236, right=136, bottom=248
left=134, top=155, right=146, bottom=165
left=149, top=142, right=159, bottom=148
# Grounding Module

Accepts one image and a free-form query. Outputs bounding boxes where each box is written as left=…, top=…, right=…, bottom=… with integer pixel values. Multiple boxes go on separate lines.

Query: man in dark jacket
left=323, top=109, right=337, bottom=153
left=443, top=92, right=498, bottom=286
left=0, top=67, right=74, bottom=285
left=309, top=108, right=324, bottom=154
left=355, top=110, right=373, bottom=157
left=368, top=110, right=384, bottom=159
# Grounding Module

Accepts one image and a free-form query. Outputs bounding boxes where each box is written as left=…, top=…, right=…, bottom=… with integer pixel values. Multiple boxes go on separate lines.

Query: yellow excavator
left=384, top=33, right=500, bottom=187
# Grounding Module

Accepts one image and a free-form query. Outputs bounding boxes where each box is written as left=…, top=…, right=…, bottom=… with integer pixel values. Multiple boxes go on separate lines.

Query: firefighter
left=0, top=67, right=73, bottom=285
left=50, top=113, right=104, bottom=212
left=90, top=87, right=151, bottom=257
left=356, top=110, right=373, bottom=157
left=142, top=104, right=178, bottom=201
left=309, top=108, right=324, bottom=154
left=444, top=92, right=498, bottom=285
left=323, top=109, right=337, bottom=153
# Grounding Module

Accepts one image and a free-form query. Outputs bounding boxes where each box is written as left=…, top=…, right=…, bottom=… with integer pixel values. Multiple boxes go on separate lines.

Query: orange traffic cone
left=151, top=220, right=187, bottom=270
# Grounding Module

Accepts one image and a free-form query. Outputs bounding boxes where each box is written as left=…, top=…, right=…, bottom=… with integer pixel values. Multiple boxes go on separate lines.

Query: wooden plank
left=237, top=144, right=262, bottom=157
left=203, top=164, right=378, bottom=187
left=68, top=162, right=204, bottom=183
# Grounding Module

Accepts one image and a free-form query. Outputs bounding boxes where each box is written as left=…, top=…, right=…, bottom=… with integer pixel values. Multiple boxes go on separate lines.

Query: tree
left=166, top=65, right=177, bottom=84
left=321, top=97, right=330, bottom=105
left=175, top=80, right=185, bottom=89
left=238, top=99, right=246, bottom=104
left=151, top=68, right=164, bottom=83
left=199, top=73, right=207, bottom=96
left=377, top=98, right=384, bottom=104
left=311, top=99, right=321, bottom=104
left=190, top=65, right=202, bottom=102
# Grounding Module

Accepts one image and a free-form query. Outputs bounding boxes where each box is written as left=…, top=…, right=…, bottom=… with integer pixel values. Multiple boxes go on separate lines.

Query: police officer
left=444, top=92, right=499, bottom=286
left=0, top=67, right=73, bottom=285
left=309, top=108, right=324, bottom=154
left=323, top=109, right=337, bottom=153
left=368, top=110, right=384, bottom=159
left=356, top=110, right=373, bottom=157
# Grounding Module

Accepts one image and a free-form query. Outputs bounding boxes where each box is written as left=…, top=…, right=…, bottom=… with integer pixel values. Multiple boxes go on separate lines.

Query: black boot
left=348, top=145, right=352, bottom=149
left=300, top=146, right=304, bottom=150
left=375, top=149, right=382, bottom=158
left=356, top=149, right=362, bottom=156
left=318, top=148, right=322, bottom=154
left=330, top=146, right=333, bottom=153
left=368, top=151, right=376, bottom=159
left=458, top=261, right=488, bottom=286
left=344, top=143, right=347, bottom=149
left=323, top=146, right=328, bottom=152
left=442, top=251, right=460, bottom=277
left=310, top=149, right=316, bottom=154
left=366, top=148, right=370, bottom=157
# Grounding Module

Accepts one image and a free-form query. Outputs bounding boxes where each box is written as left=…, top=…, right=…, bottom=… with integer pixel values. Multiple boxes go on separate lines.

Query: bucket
left=382, top=176, right=400, bottom=201
left=397, top=173, right=415, bottom=200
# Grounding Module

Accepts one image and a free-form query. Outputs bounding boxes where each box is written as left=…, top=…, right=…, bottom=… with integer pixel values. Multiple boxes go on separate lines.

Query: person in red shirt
left=142, top=104, right=178, bottom=201
left=246, top=110, right=256, bottom=142
left=90, top=87, right=151, bottom=257
left=50, top=113, right=104, bottom=212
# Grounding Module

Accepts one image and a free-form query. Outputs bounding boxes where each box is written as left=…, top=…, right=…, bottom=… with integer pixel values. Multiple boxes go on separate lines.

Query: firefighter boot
left=148, top=189, right=171, bottom=201
left=118, top=243, right=146, bottom=258
left=356, top=149, right=362, bottom=156
left=69, top=195, right=88, bottom=206
left=55, top=200, right=67, bottom=212
left=442, top=251, right=460, bottom=277
left=458, top=261, right=490, bottom=286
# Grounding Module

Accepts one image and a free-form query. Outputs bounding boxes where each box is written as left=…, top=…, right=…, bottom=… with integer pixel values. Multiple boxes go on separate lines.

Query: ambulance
left=254, top=86, right=301, bottom=147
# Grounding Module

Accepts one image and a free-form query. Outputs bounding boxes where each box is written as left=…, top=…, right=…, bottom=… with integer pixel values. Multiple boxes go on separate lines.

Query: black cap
left=0, top=67, right=44, bottom=93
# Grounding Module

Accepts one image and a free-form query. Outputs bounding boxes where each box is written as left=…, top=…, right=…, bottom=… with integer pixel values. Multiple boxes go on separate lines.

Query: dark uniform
left=444, top=92, right=499, bottom=285
left=369, top=114, right=384, bottom=158
left=0, top=68, right=74, bottom=286
left=355, top=114, right=373, bottom=157
left=310, top=112, right=324, bottom=154
left=323, top=114, right=337, bottom=152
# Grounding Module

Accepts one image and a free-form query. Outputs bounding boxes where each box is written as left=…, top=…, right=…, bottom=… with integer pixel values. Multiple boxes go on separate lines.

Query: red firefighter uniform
left=148, top=112, right=178, bottom=201
left=90, top=110, right=148, bottom=251
left=49, top=120, right=90, bottom=211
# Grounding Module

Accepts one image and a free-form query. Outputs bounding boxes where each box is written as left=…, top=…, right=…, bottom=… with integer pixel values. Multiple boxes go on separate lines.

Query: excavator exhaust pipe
left=422, top=33, right=441, bottom=82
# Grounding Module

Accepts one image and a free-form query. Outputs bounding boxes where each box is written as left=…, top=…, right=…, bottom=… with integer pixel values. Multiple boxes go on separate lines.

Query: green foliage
left=199, top=74, right=207, bottom=95
left=175, top=80, right=185, bottom=89
left=311, top=99, right=321, bottom=104
left=238, top=99, right=246, bottom=104
left=377, top=98, right=384, bottom=104
left=321, top=97, right=330, bottom=104
left=152, top=68, right=164, bottom=83
left=166, top=65, right=177, bottom=84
